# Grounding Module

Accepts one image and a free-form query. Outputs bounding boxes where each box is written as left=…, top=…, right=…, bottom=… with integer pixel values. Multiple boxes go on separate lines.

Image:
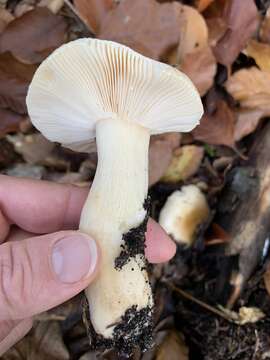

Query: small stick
left=165, top=282, right=234, bottom=323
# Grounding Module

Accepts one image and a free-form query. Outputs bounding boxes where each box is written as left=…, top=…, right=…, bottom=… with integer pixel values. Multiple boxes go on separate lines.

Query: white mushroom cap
left=26, top=38, right=203, bottom=152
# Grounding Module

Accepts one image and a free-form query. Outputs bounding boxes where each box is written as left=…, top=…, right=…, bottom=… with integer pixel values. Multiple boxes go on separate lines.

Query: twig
left=64, top=0, right=94, bottom=34
left=164, top=282, right=234, bottom=323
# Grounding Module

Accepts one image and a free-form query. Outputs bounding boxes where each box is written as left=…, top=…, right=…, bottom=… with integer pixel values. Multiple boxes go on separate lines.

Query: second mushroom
left=26, top=39, right=203, bottom=352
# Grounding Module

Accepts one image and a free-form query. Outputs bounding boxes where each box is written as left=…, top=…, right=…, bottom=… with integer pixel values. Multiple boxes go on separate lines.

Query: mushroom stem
left=80, top=118, right=153, bottom=345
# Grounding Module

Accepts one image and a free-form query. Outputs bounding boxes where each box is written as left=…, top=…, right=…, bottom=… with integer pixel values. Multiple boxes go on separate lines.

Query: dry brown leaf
left=206, top=17, right=227, bottom=47
left=149, top=133, right=181, bottom=186
left=7, top=133, right=55, bottom=164
left=260, top=7, right=270, bottom=43
left=98, top=0, right=181, bottom=60
left=177, top=5, right=208, bottom=61
left=74, top=0, right=115, bottom=34
left=225, top=67, right=270, bottom=114
left=245, top=40, right=270, bottom=73
left=213, top=0, right=259, bottom=66
left=0, top=7, right=67, bottom=64
left=180, top=46, right=217, bottom=96
left=38, top=0, right=65, bottom=14
left=192, top=100, right=235, bottom=147
left=264, top=266, right=270, bottom=297
left=3, top=321, right=69, bottom=360
left=234, top=109, right=265, bottom=141
left=0, top=52, right=36, bottom=113
left=195, top=0, right=215, bottom=12
left=162, top=145, right=204, bottom=183
left=156, top=330, right=188, bottom=360
left=0, top=9, right=14, bottom=33
left=0, top=108, right=26, bottom=137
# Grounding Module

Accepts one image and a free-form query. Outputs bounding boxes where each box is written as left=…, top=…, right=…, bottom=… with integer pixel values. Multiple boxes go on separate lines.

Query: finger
left=145, top=219, right=176, bottom=263
left=0, top=175, right=88, bottom=234
left=0, top=318, right=32, bottom=356
left=0, top=231, right=99, bottom=321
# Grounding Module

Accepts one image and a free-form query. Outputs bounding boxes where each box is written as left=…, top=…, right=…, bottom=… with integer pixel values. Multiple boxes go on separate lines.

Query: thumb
left=0, top=231, right=99, bottom=320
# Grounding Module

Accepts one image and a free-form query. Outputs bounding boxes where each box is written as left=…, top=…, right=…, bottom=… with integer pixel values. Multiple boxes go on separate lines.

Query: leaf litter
left=2, top=0, right=270, bottom=359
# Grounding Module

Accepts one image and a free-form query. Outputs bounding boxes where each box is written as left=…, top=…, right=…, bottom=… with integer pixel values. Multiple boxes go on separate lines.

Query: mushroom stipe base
left=83, top=198, right=154, bottom=355
left=83, top=299, right=153, bottom=355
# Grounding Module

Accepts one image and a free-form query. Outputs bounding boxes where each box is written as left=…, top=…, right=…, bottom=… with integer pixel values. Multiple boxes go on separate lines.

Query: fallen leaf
left=0, top=7, right=67, bottom=64
left=192, top=100, right=235, bottom=147
left=0, top=8, right=14, bottom=33
left=180, top=46, right=217, bottom=96
left=0, top=52, right=36, bottom=113
left=0, top=108, right=26, bottom=137
left=149, top=133, right=181, bottom=186
left=5, top=163, right=45, bottom=179
left=74, top=0, right=115, bottom=34
left=213, top=0, right=259, bottom=66
left=156, top=330, right=188, bottom=360
left=264, top=265, right=270, bottom=296
left=177, top=5, right=208, bottom=61
left=244, top=40, right=270, bottom=73
left=98, top=0, right=181, bottom=60
left=14, top=3, right=34, bottom=17
left=7, top=133, right=55, bottom=164
left=0, top=138, right=17, bottom=168
left=3, top=321, right=69, bottom=359
left=206, top=17, right=227, bottom=47
left=260, top=7, right=270, bottom=43
left=162, top=145, right=204, bottom=183
left=38, top=0, right=65, bottom=14
left=234, top=109, right=265, bottom=141
left=195, top=0, right=215, bottom=12
left=225, top=67, right=270, bottom=115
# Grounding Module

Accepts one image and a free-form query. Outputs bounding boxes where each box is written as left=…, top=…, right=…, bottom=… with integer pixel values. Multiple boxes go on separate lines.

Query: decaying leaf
left=98, top=0, right=181, bottom=60
left=4, top=321, right=69, bottom=360
left=180, top=46, right=217, bottom=96
left=213, top=0, right=259, bottom=66
left=177, top=5, right=208, bottom=61
left=0, top=8, right=14, bottom=33
left=260, top=7, right=270, bottom=43
left=7, top=133, right=55, bottom=164
left=0, top=7, right=67, bottom=64
left=195, top=0, right=215, bottom=13
left=192, top=100, right=235, bottom=147
left=0, top=108, right=26, bottom=137
left=234, top=109, right=265, bottom=141
left=264, top=265, right=270, bottom=296
left=38, top=0, right=65, bottom=14
left=0, top=52, right=36, bottom=113
left=162, top=145, right=204, bottom=183
left=225, top=67, right=270, bottom=115
left=74, top=0, right=115, bottom=34
left=206, top=17, right=227, bottom=47
left=156, top=330, right=189, bottom=360
left=149, top=133, right=181, bottom=186
left=245, top=40, right=270, bottom=73
left=5, top=163, right=45, bottom=179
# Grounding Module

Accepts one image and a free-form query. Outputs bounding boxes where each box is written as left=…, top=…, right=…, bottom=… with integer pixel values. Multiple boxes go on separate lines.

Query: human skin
left=0, top=175, right=176, bottom=355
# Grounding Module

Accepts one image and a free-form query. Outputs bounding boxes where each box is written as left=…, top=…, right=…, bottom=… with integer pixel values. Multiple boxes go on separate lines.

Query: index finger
left=0, top=175, right=89, bottom=235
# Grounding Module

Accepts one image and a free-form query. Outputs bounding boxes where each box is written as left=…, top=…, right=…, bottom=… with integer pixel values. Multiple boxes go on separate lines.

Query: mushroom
left=26, top=38, right=203, bottom=351
left=159, top=185, right=210, bottom=247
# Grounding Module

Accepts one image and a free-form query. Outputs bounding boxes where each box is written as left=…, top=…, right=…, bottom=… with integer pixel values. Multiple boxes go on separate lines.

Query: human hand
left=0, top=175, right=176, bottom=355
